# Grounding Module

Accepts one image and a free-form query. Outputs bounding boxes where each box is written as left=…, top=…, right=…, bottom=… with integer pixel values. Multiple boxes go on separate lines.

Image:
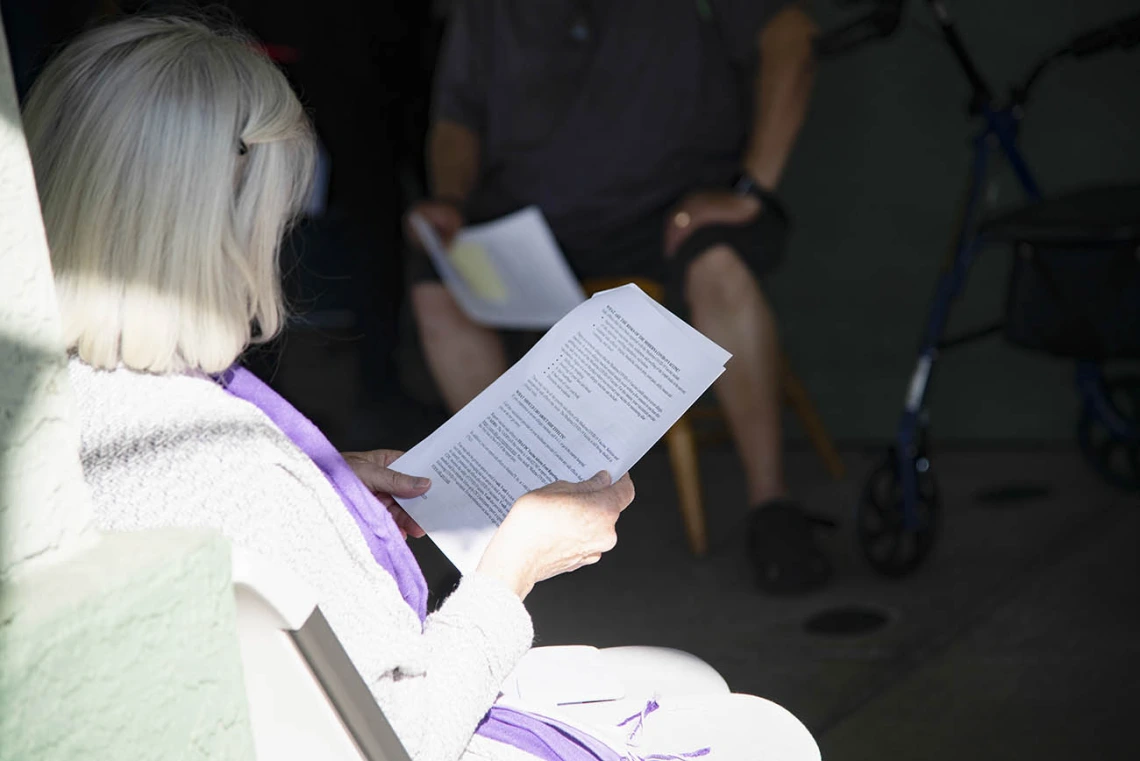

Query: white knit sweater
left=69, top=359, right=540, bottom=761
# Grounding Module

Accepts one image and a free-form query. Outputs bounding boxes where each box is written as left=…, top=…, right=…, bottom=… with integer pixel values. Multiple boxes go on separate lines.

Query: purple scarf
left=221, top=366, right=428, bottom=617
left=220, top=366, right=622, bottom=761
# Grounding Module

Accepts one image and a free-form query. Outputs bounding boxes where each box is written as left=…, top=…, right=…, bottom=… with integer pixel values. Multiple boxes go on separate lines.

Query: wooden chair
left=582, top=276, right=845, bottom=557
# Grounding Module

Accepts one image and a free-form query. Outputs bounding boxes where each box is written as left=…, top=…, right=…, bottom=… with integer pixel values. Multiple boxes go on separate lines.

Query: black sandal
left=747, top=499, right=834, bottom=596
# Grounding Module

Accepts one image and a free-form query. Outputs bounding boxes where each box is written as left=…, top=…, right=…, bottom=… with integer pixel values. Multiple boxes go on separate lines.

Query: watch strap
left=731, top=172, right=790, bottom=224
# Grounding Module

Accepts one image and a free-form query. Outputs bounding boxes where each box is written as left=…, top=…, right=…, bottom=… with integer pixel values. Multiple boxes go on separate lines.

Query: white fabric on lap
left=502, top=645, right=818, bottom=761
left=595, top=646, right=731, bottom=697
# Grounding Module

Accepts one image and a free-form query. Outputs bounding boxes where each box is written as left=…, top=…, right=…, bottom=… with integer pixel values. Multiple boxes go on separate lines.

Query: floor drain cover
left=974, top=482, right=1052, bottom=507
left=803, top=605, right=890, bottom=636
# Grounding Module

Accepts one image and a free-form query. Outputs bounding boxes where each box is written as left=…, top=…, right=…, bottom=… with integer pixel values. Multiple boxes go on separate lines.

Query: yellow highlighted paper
left=450, top=242, right=508, bottom=304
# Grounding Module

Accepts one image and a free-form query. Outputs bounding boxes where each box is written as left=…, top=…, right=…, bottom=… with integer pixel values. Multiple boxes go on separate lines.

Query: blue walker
left=816, top=1, right=1140, bottom=577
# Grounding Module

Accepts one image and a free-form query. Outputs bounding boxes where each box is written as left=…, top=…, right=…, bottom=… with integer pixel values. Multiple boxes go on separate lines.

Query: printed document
left=392, top=284, right=731, bottom=574
left=409, top=206, right=586, bottom=329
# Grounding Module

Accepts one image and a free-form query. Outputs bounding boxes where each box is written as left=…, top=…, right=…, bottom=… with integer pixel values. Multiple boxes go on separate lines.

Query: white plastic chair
left=232, top=550, right=412, bottom=761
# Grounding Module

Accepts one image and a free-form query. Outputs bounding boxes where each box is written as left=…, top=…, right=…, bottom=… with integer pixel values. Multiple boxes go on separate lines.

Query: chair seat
left=981, top=184, right=1140, bottom=245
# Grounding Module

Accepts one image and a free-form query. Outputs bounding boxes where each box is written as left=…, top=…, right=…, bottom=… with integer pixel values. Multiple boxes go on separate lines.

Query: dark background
left=788, top=0, right=1140, bottom=443
left=4, top=0, right=1139, bottom=447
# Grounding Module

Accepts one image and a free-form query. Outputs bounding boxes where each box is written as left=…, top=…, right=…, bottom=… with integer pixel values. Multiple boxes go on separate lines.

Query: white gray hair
left=23, top=15, right=315, bottom=374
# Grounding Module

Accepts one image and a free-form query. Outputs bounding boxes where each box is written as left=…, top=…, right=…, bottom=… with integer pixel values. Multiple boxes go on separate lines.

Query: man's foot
left=747, top=499, right=833, bottom=596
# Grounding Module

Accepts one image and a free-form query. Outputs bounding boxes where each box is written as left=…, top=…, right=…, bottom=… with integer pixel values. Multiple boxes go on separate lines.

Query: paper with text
left=392, top=284, right=731, bottom=574
left=409, top=206, right=586, bottom=329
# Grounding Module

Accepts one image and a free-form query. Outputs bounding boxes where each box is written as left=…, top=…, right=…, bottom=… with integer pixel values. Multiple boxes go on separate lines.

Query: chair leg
left=780, top=358, right=846, bottom=480
left=665, top=416, right=708, bottom=556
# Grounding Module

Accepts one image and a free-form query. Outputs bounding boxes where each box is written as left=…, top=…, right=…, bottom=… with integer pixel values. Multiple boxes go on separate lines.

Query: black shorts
left=406, top=201, right=790, bottom=313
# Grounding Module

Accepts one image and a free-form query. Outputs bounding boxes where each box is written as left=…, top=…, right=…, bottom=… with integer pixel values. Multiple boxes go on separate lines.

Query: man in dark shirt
left=408, top=0, right=829, bottom=594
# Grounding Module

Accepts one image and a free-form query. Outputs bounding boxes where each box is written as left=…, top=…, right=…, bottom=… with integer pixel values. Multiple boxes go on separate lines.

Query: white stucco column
left=0, top=11, right=93, bottom=581
left=0, top=17, right=256, bottom=760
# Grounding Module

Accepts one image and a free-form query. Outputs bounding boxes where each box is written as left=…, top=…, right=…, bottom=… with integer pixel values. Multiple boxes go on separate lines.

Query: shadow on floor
left=258, top=328, right=1139, bottom=760
left=412, top=445, right=1139, bottom=761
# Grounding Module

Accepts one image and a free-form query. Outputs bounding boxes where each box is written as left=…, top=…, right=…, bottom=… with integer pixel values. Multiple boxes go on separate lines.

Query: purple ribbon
left=478, top=707, right=621, bottom=761
left=617, top=701, right=711, bottom=760
left=221, top=366, right=428, bottom=619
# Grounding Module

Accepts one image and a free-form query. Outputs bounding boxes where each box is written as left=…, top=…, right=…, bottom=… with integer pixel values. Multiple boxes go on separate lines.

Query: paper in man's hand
left=410, top=206, right=585, bottom=329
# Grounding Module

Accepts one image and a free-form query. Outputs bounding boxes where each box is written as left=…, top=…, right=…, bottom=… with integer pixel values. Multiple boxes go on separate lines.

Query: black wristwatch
left=731, top=172, right=789, bottom=224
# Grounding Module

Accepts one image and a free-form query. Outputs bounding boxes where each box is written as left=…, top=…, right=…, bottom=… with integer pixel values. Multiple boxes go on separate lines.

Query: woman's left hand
left=341, top=449, right=430, bottom=539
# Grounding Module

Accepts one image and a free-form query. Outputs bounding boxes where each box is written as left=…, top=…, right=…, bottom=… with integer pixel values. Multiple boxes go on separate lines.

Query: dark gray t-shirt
left=432, top=0, right=789, bottom=259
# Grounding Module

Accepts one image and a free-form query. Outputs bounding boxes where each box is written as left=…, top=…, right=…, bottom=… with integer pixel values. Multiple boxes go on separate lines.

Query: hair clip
left=238, top=139, right=248, bottom=156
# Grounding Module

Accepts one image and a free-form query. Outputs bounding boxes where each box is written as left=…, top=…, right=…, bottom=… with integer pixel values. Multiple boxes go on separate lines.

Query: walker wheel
left=856, top=450, right=940, bottom=578
left=1078, top=375, right=1140, bottom=492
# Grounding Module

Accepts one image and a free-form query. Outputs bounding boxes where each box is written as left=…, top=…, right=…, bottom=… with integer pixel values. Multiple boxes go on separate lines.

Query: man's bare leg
left=684, top=245, right=786, bottom=506
left=411, top=282, right=507, bottom=413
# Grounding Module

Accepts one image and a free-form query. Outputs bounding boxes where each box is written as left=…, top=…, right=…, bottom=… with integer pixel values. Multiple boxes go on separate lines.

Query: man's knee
left=683, top=244, right=761, bottom=312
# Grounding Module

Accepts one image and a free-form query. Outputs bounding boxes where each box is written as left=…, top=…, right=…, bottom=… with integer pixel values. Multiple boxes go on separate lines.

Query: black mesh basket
left=984, top=185, right=1140, bottom=361
left=1004, top=240, right=1140, bottom=360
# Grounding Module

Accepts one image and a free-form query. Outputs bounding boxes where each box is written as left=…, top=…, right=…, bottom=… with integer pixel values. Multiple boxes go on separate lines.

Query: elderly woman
left=24, top=16, right=818, bottom=761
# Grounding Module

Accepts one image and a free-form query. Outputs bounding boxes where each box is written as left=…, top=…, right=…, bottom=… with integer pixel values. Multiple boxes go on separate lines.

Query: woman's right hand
left=475, top=471, right=635, bottom=600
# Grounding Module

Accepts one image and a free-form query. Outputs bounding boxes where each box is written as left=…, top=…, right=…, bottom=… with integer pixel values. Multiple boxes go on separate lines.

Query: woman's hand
left=475, top=470, right=635, bottom=600
left=341, top=449, right=430, bottom=539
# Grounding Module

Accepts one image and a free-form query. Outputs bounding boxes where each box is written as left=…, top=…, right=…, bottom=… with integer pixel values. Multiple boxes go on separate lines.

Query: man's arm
left=742, top=5, right=819, bottom=191
left=408, top=120, right=482, bottom=247
left=428, top=119, right=481, bottom=206
left=408, top=0, right=486, bottom=246
left=664, top=4, right=817, bottom=254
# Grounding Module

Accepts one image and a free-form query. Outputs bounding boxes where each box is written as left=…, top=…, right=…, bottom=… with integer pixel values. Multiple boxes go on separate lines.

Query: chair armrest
left=232, top=548, right=412, bottom=761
